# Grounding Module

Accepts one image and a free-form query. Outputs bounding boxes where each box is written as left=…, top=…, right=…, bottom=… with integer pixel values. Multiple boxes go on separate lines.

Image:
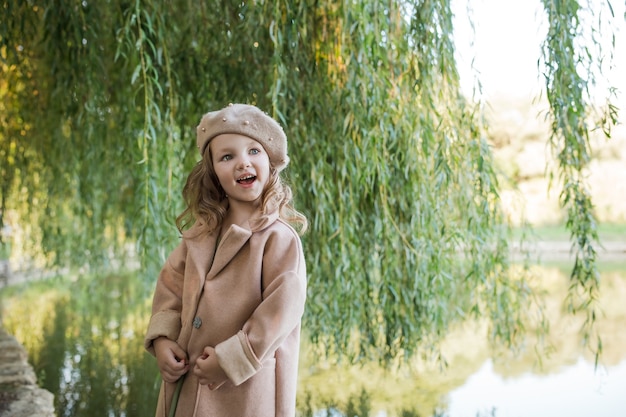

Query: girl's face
left=209, top=133, right=271, bottom=208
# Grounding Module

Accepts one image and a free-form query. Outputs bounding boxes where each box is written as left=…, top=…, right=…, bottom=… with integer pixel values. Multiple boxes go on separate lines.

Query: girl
left=144, top=103, right=308, bottom=417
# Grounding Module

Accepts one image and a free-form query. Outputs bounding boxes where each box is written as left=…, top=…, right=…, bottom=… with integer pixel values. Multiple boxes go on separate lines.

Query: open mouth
left=236, top=174, right=256, bottom=185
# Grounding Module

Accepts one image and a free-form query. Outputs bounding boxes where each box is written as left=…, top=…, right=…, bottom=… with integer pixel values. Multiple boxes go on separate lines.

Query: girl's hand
left=153, top=337, right=189, bottom=383
left=193, top=346, right=228, bottom=390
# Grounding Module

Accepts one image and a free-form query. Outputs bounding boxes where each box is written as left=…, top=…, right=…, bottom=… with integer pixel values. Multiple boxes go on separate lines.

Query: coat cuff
left=144, top=310, right=182, bottom=355
left=215, top=331, right=262, bottom=385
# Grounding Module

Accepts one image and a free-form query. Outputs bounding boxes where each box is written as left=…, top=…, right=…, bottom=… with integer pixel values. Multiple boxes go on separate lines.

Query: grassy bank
left=515, top=222, right=626, bottom=242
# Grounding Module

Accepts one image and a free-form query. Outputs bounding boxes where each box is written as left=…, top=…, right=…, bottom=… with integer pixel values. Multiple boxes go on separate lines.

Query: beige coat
left=144, top=210, right=307, bottom=417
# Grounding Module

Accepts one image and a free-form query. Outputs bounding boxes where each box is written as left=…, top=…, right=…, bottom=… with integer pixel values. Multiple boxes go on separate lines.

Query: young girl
left=144, top=103, right=308, bottom=417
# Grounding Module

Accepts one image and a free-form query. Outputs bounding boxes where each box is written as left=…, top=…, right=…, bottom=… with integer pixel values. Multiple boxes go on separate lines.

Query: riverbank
left=511, top=239, right=626, bottom=262
left=0, top=327, right=54, bottom=417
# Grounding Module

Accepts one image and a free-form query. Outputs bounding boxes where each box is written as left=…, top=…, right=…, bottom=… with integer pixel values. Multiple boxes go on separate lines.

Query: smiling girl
left=144, top=103, right=308, bottom=417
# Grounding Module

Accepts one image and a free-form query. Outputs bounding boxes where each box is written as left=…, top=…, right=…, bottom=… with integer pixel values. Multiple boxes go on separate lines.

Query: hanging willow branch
left=1, top=0, right=617, bottom=364
left=540, top=0, right=618, bottom=361
left=263, top=0, right=535, bottom=363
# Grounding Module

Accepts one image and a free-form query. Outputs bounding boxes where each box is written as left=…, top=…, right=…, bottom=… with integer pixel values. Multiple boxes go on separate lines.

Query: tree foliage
left=0, top=0, right=618, bottom=363
left=540, top=0, right=619, bottom=360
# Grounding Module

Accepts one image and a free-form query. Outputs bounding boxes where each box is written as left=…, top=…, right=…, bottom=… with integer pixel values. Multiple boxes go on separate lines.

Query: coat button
left=193, top=317, right=202, bottom=329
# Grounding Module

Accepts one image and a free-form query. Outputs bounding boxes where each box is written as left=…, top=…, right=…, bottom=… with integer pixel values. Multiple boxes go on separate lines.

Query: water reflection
left=0, top=265, right=624, bottom=417
left=0, top=274, right=159, bottom=417
left=298, top=265, right=626, bottom=416
left=446, top=357, right=626, bottom=417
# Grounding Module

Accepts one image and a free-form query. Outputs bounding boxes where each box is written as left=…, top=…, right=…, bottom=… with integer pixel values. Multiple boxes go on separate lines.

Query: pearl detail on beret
left=196, top=103, right=290, bottom=172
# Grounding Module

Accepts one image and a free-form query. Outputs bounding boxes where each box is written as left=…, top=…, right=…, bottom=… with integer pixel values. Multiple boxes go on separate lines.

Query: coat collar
left=181, top=208, right=280, bottom=281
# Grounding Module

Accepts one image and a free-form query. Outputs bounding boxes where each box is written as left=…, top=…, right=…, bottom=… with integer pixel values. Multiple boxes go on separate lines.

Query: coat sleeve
left=144, top=240, right=188, bottom=355
left=215, top=224, right=307, bottom=385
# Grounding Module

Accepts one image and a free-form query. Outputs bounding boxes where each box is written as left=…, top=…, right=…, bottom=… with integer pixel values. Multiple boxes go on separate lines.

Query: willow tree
left=540, top=0, right=619, bottom=359
left=0, top=0, right=618, bottom=363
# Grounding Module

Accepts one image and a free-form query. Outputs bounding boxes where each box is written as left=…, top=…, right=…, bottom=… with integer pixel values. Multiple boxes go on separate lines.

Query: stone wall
left=0, top=328, right=55, bottom=417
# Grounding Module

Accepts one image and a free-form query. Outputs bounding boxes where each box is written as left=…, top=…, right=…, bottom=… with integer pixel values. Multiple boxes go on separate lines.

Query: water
left=1, top=265, right=625, bottom=417
left=446, top=358, right=626, bottom=417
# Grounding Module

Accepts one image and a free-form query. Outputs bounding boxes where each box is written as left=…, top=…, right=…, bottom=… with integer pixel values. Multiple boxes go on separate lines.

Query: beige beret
left=196, top=103, right=289, bottom=172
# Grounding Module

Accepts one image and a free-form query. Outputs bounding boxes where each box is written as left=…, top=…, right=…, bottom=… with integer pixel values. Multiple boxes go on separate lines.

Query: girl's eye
left=221, top=154, right=232, bottom=161
left=249, top=148, right=260, bottom=155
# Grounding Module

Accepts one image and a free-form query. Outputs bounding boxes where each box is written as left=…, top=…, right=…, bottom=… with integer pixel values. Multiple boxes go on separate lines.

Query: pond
left=1, top=263, right=625, bottom=417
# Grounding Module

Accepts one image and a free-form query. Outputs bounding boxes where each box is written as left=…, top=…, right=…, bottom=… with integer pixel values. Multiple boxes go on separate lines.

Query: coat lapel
left=183, top=224, right=219, bottom=293
left=206, top=223, right=252, bottom=279
left=205, top=210, right=277, bottom=278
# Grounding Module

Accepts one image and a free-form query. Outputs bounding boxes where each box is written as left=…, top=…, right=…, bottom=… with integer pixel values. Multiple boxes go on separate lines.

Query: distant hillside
left=486, top=96, right=626, bottom=227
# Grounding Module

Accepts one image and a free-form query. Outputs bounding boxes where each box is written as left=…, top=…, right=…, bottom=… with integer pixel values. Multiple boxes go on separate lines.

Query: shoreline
left=0, top=327, right=55, bottom=417
left=0, top=240, right=624, bottom=290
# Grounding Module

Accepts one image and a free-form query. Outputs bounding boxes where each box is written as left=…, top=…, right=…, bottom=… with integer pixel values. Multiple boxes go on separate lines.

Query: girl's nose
left=238, top=156, right=251, bottom=169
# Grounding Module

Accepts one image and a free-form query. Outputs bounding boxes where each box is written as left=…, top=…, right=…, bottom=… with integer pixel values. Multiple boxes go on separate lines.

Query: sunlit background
left=454, top=0, right=626, bottom=109
left=1, top=1, right=626, bottom=416
left=446, top=1, right=626, bottom=416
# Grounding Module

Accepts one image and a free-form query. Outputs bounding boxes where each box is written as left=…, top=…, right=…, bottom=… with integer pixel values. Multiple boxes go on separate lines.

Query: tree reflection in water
left=1, top=274, right=158, bottom=417
left=1, top=265, right=624, bottom=417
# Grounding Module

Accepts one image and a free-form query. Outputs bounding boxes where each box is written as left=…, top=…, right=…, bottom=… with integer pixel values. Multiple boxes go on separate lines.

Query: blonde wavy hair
left=176, top=147, right=308, bottom=235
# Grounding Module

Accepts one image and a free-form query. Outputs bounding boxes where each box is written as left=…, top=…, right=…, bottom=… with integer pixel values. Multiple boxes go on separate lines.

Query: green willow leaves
left=0, top=0, right=618, bottom=363
left=540, top=0, right=619, bottom=361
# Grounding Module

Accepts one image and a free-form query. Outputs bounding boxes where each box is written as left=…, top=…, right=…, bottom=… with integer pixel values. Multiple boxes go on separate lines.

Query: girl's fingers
left=163, top=361, right=189, bottom=379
